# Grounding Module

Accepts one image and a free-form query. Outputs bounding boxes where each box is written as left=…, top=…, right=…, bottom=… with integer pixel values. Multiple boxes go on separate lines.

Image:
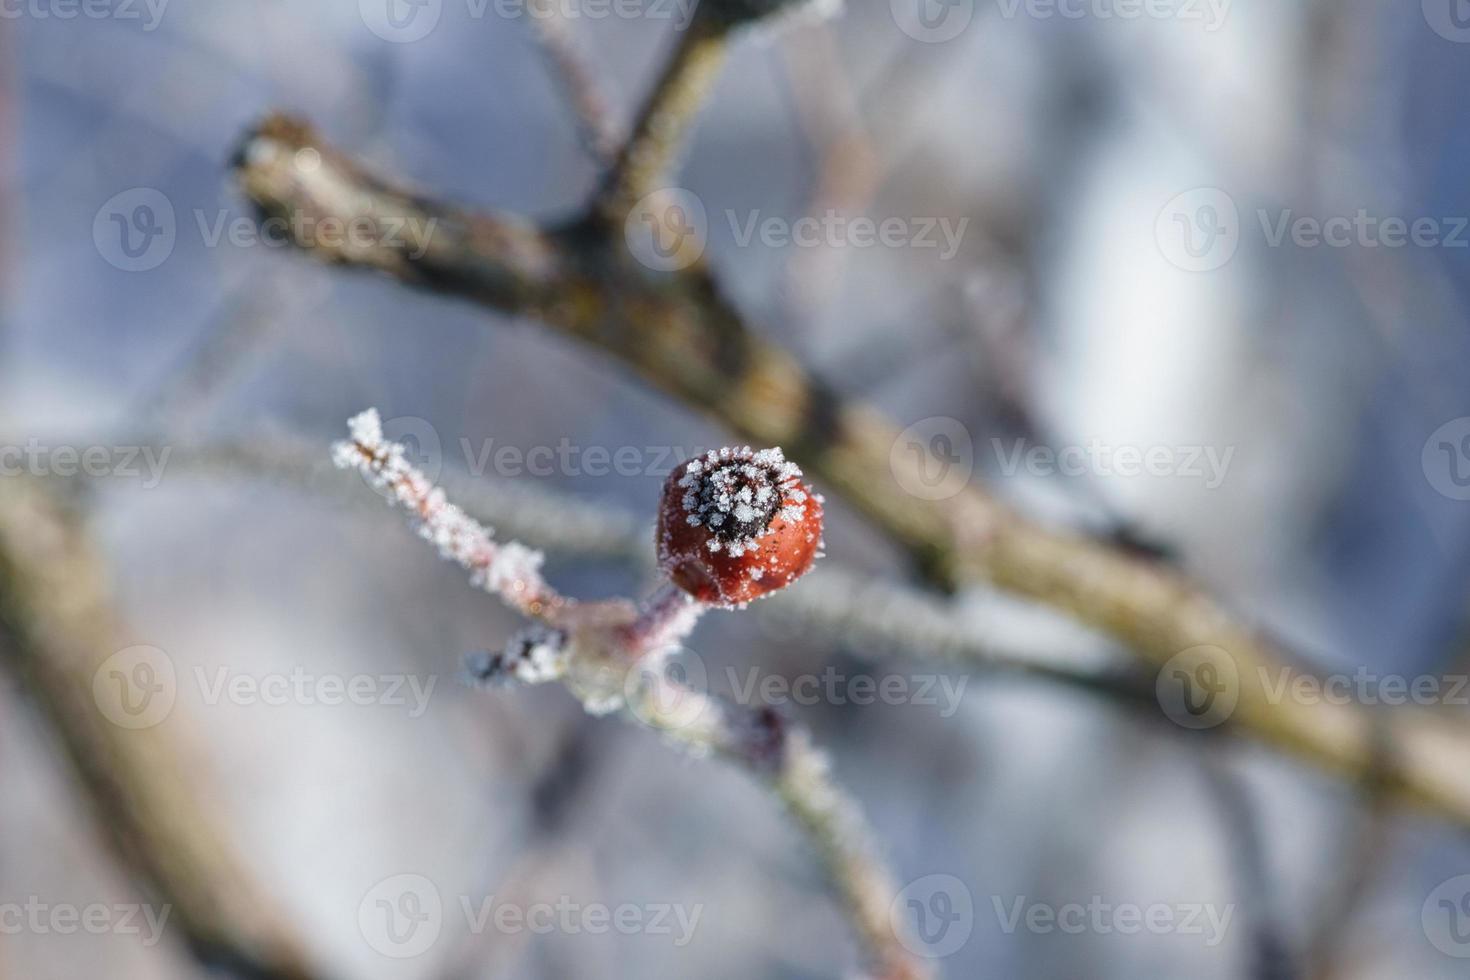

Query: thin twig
left=594, top=15, right=728, bottom=222
left=524, top=0, right=622, bottom=164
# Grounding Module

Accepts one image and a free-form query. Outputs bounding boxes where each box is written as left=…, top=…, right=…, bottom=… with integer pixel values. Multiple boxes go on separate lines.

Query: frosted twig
left=331, top=408, right=569, bottom=621
left=331, top=410, right=927, bottom=980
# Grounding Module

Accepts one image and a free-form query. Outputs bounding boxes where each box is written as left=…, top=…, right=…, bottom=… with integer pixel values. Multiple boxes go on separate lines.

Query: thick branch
left=0, top=478, right=323, bottom=980
left=232, top=117, right=1470, bottom=830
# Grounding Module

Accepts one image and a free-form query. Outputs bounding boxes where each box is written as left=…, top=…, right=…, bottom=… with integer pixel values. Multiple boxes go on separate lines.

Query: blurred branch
left=0, top=477, right=323, bottom=980
left=230, top=112, right=1470, bottom=830
left=525, top=0, right=621, bottom=164
left=593, top=13, right=729, bottom=221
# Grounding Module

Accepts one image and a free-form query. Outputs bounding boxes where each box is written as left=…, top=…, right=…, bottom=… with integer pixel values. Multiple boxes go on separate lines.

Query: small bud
left=657, top=447, right=824, bottom=608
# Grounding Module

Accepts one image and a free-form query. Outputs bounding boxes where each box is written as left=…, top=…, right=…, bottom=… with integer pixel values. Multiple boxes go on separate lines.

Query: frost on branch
left=331, top=408, right=564, bottom=618
left=466, top=626, right=568, bottom=686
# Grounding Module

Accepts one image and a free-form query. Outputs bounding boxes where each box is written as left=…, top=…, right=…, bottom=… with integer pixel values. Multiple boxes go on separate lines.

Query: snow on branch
left=331, top=408, right=568, bottom=621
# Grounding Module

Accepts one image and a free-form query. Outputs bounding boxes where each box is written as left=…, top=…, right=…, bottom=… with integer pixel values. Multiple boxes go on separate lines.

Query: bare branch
left=231, top=116, right=1470, bottom=830
left=0, top=477, right=324, bottom=980
left=524, top=0, right=622, bottom=163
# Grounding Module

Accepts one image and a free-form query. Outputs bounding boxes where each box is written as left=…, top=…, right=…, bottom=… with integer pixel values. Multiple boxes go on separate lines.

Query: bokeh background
left=5, top=0, right=1470, bottom=977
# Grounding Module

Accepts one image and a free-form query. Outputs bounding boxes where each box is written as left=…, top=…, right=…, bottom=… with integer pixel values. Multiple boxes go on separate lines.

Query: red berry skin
left=656, top=449, right=824, bottom=608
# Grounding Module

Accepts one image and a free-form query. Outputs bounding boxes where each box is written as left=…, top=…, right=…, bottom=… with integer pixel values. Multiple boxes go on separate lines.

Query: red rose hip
left=656, top=447, right=824, bottom=608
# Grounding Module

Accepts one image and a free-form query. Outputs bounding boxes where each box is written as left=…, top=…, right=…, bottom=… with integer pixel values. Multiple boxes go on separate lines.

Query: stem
left=595, top=18, right=730, bottom=224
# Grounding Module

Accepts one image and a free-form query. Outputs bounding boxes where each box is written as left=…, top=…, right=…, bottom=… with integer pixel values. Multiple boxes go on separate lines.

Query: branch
left=0, top=477, right=324, bottom=980
left=333, top=410, right=928, bottom=980
left=593, top=14, right=729, bottom=222
left=231, top=115, right=1470, bottom=831
left=153, top=435, right=1149, bottom=705
left=524, top=0, right=621, bottom=164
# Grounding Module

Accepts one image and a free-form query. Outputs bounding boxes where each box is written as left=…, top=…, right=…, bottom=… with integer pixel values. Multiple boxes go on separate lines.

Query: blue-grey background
left=3, top=1, right=1470, bottom=977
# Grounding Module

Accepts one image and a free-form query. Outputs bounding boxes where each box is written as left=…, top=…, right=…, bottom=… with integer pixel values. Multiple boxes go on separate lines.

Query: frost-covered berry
left=657, top=447, right=824, bottom=608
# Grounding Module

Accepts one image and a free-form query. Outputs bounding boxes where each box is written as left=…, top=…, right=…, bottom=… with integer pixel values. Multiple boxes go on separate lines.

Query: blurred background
left=5, top=0, right=1470, bottom=977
